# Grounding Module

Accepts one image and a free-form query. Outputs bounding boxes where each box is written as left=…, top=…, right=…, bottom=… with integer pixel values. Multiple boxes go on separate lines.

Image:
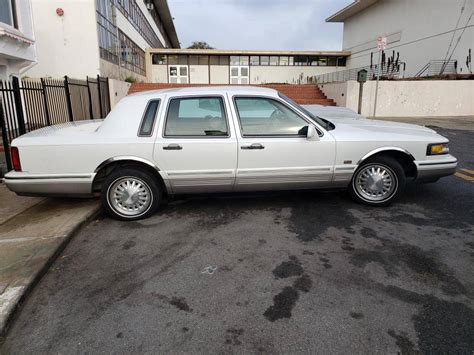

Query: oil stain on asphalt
left=264, top=256, right=313, bottom=322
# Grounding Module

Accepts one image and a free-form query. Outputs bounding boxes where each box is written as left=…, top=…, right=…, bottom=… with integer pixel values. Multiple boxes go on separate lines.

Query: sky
left=167, top=0, right=351, bottom=51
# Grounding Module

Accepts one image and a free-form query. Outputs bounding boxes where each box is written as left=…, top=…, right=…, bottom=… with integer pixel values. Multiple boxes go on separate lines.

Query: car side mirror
left=306, top=125, right=319, bottom=140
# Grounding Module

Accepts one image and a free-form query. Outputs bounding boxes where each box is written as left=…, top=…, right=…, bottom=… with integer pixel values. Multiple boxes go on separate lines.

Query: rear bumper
left=415, top=156, right=457, bottom=182
left=4, top=172, right=95, bottom=197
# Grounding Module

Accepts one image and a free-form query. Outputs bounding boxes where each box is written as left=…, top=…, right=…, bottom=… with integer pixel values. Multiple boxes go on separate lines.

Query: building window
left=198, top=55, right=209, bottom=65
left=337, top=57, right=346, bottom=66
left=279, top=56, right=289, bottom=66
left=294, top=56, right=307, bottom=66
left=0, top=0, right=17, bottom=27
left=209, top=55, right=229, bottom=65
left=152, top=54, right=167, bottom=65
left=189, top=55, right=208, bottom=65
left=318, top=56, right=327, bottom=66
left=308, top=56, right=318, bottom=66
left=230, top=56, right=249, bottom=66
left=115, top=0, right=163, bottom=48
left=96, top=0, right=119, bottom=64
left=269, top=56, right=278, bottom=66
left=250, top=56, right=259, bottom=65
left=119, top=30, right=145, bottom=75
left=327, top=57, right=337, bottom=66
left=260, top=56, right=269, bottom=66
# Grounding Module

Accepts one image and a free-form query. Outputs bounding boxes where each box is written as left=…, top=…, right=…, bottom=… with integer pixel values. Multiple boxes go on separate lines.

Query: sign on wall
left=377, top=36, right=387, bottom=51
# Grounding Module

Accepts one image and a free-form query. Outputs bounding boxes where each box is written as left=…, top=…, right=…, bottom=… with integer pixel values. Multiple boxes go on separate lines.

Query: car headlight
left=427, top=143, right=449, bottom=155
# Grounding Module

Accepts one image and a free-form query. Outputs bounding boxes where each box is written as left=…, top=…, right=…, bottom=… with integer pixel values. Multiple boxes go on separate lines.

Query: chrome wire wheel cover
left=354, top=164, right=398, bottom=202
left=107, top=177, right=153, bottom=217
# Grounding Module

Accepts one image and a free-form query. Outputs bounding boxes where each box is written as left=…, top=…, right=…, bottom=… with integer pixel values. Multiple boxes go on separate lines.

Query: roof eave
left=153, top=0, right=180, bottom=48
left=326, top=0, right=379, bottom=23
left=148, top=48, right=351, bottom=56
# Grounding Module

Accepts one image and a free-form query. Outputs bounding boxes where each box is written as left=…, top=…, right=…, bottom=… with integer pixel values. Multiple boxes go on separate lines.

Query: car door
left=231, top=95, right=336, bottom=191
left=154, top=94, right=237, bottom=194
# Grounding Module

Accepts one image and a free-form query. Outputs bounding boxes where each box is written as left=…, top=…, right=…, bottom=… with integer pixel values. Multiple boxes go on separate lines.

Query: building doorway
left=169, top=65, right=188, bottom=83
left=230, top=66, right=249, bottom=84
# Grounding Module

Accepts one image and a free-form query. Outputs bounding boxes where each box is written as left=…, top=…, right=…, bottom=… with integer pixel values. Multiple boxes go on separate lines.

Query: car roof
left=128, top=85, right=279, bottom=99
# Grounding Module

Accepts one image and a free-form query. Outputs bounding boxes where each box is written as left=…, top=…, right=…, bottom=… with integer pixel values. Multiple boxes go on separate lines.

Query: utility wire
left=440, top=0, right=467, bottom=74
left=348, top=24, right=474, bottom=61
left=442, top=10, right=474, bottom=74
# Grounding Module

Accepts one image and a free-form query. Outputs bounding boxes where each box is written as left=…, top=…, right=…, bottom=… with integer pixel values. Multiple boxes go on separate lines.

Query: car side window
left=138, top=100, right=160, bottom=136
left=234, top=97, right=308, bottom=136
left=164, top=97, right=229, bottom=137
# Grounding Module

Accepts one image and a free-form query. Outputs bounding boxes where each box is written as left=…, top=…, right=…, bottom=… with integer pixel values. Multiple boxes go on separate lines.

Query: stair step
left=129, top=84, right=336, bottom=106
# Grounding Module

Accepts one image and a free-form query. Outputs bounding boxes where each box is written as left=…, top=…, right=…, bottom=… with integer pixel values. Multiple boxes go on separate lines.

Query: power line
left=348, top=24, right=474, bottom=61
left=441, top=0, right=467, bottom=68
left=442, top=10, right=474, bottom=74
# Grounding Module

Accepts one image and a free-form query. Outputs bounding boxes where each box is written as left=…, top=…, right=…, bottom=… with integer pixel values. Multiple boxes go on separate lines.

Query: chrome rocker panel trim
left=4, top=172, right=95, bottom=197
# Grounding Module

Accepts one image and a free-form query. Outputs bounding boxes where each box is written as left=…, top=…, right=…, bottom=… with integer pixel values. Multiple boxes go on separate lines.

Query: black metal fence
left=0, top=75, right=110, bottom=171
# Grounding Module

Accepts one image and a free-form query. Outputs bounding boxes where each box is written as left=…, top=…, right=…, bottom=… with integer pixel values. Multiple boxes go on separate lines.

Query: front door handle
left=241, top=143, right=265, bottom=150
left=163, top=143, right=183, bottom=150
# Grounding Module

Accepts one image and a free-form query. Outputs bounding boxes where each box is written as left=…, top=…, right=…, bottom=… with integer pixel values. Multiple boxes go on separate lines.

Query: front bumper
left=415, top=155, right=457, bottom=182
left=4, top=171, right=95, bottom=197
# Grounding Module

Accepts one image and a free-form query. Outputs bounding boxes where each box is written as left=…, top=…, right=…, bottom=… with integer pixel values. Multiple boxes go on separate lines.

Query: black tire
left=349, top=155, right=406, bottom=207
left=101, top=168, right=161, bottom=221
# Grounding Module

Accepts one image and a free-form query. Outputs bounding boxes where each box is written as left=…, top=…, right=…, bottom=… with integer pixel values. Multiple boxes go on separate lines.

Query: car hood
left=327, top=117, right=445, bottom=141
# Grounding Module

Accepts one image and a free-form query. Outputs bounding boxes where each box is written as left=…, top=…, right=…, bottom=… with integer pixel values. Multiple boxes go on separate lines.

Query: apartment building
left=327, top=0, right=473, bottom=76
left=26, top=0, right=180, bottom=81
left=0, top=0, right=36, bottom=80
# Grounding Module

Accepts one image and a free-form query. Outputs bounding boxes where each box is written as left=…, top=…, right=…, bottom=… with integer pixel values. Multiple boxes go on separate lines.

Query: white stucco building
left=147, top=48, right=350, bottom=84
left=26, top=0, right=180, bottom=81
left=327, top=0, right=474, bottom=77
left=0, top=0, right=36, bottom=80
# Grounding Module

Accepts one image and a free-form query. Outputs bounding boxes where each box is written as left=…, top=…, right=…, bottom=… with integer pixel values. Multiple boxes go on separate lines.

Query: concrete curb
left=0, top=202, right=101, bottom=340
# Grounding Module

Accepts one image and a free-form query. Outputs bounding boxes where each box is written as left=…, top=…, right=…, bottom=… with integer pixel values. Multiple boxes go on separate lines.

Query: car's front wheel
left=349, top=156, right=406, bottom=206
left=101, top=168, right=161, bottom=220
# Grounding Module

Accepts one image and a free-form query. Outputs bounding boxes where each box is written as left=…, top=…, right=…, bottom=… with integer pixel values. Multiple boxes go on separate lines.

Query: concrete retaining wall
left=108, top=79, right=131, bottom=108
left=319, top=80, right=474, bottom=117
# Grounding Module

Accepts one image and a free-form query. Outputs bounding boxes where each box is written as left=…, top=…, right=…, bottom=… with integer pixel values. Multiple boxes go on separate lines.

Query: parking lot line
left=455, top=171, right=474, bottom=182
left=460, top=168, right=474, bottom=175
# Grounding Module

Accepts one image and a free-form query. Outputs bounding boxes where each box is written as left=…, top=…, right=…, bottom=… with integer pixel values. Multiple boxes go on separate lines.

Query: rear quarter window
left=138, top=100, right=160, bottom=136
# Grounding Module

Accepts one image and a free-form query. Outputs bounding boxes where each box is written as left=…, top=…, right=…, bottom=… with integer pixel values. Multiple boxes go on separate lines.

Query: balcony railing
left=314, top=62, right=406, bottom=84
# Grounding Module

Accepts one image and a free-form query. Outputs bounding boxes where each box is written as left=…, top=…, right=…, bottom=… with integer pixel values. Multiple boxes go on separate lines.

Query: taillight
left=11, top=147, right=21, bottom=171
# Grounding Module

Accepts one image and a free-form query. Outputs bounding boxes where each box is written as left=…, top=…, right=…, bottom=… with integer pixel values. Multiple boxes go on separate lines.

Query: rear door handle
left=163, top=144, right=182, bottom=150
left=241, top=143, right=265, bottom=150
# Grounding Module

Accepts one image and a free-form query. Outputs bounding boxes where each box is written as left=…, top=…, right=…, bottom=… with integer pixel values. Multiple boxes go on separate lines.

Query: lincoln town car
left=5, top=86, right=457, bottom=220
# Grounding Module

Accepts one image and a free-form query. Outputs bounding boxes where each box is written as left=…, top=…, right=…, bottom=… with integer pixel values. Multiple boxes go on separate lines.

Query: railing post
left=97, top=75, right=104, bottom=118
left=86, top=76, right=94, bottom=119
left=0, top=96, right=12, bottom=171
left=40, top=78, right=51, bottom=126
left=64, top=76, right=74, bottom=122
left=11, top=77, right=26, bottom=135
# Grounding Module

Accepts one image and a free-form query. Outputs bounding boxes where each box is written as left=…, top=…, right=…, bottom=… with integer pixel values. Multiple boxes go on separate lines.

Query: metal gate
left=0, top=75, right=110, bottom=171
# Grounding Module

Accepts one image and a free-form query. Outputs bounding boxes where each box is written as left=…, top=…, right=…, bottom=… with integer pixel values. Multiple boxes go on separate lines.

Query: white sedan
left=5, top=86, right=457, bottom=220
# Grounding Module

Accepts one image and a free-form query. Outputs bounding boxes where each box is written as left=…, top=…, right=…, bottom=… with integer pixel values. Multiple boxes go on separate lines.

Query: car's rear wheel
left=349, top=156, right=406, bottom=206
left=101, top=168, right=161, bottom=220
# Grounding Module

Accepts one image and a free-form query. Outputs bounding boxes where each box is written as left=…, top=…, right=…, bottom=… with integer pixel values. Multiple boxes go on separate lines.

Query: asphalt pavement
left=1, top=127, right=473, bottom=354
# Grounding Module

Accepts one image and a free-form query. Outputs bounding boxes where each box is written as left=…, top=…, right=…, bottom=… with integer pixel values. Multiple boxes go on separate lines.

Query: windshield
left=278, top=92, right=334, bottom=131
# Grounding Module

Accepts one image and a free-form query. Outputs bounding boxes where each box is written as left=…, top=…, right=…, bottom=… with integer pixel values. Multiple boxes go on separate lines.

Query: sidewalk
left=0, top=182, right=100, bottom=338
left=375, top=115, right=474, bottom=131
